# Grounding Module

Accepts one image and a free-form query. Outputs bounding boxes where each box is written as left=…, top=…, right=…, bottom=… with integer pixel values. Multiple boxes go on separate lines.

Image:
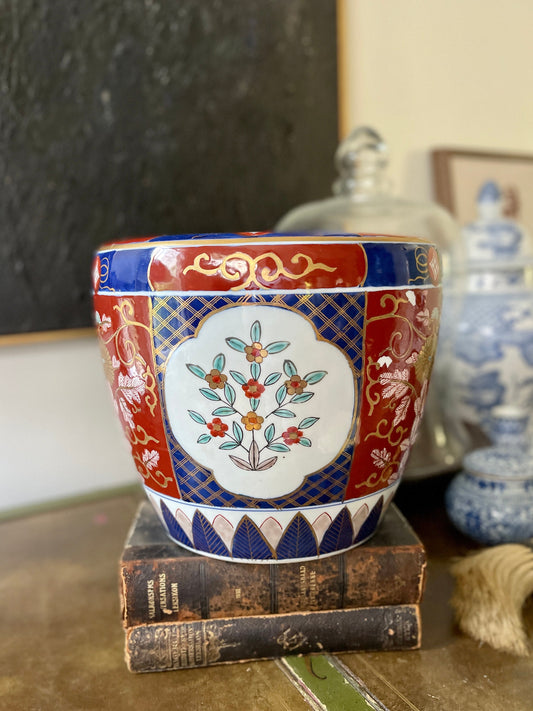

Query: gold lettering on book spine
left=183, top=251, right=336, bottom=290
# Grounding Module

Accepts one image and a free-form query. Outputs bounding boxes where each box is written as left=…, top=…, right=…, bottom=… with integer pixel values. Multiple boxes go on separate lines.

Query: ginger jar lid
left=461, top=179, right=533, bottom=271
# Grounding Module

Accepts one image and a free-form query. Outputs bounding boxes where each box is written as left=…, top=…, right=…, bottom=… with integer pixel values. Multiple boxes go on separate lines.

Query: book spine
left=125, top=604, right=421, bottom=673
left=121, top=547, right=426, bottom=627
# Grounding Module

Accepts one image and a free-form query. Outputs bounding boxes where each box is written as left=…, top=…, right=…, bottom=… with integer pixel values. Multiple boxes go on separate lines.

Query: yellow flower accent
left=245, top=342, right=268, bottom=363
left=241, top=411, right=264, bottom=431
left=205, top=369, right=228, bottom=390
left=100, top=343, right=115, bottom=385
left=284, top=375, right=307, bottom=395
left=415, top=334, right=438, bottom=383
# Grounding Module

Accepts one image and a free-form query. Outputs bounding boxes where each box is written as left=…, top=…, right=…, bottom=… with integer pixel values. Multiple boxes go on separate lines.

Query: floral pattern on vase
left=164, top=306, right=354, bottom=500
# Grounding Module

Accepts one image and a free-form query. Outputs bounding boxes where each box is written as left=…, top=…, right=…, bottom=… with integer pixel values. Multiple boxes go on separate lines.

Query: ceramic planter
left=93, top=232, right=441, bottom=562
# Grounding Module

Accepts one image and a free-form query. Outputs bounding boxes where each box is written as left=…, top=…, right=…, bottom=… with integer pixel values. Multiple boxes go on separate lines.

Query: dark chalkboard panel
left=0, top=0, right=338, bottom=335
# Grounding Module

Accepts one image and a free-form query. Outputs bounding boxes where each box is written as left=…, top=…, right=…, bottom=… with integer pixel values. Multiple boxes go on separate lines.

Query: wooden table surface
left=1, top=477, right=532, bottom=710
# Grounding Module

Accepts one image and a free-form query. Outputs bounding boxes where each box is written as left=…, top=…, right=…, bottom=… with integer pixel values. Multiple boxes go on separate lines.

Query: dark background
left=0, top=0, right=338, bottom=335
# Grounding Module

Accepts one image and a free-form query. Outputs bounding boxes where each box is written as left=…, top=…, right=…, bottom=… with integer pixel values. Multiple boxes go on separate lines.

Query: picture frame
left=432, top=148, right=533, bottom=232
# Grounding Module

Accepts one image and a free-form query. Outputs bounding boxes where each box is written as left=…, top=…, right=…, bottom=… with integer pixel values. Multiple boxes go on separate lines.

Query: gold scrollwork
left=353, top=462, right=397, bottom=490
left=133, top=454, right=173, bottom=488
left=364, top=418, right=408, bottom=447
left=142, top=367, right=158, bottom=417
left=183, top=251, right=336, bottom=290
left=127, top=426, right=159, bottom=446
left=408, top=247, right=430, bottom=284
left=366, top=293, right=429, bottom=360
left=98, top=256, right=116, bottom=291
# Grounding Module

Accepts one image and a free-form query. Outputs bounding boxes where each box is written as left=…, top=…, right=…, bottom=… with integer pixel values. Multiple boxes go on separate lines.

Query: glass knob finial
left=333, top=126, right=389, bottom=197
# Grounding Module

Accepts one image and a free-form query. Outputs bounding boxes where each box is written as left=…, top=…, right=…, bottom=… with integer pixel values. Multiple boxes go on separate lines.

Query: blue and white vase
left=450, top=180, right=533, bottom=435
left=445, top=407, right=533, bottom=544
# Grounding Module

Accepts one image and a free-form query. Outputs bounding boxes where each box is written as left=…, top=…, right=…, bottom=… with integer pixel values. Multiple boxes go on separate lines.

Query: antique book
left=120, top=501, right=426, bottom=626
left=125, top=603, right=421, bottom=672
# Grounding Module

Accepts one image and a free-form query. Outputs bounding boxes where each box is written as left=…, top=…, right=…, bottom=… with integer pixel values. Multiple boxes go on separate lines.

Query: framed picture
left=432, top=148, right=533, bottom=233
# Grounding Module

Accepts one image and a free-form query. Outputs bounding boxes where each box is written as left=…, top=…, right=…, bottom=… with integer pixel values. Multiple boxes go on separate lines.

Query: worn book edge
left=124, top=604, right=422, bottom=673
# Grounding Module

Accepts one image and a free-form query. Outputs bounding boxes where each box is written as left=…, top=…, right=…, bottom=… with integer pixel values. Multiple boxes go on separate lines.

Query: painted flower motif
left=242, top=379, right=266, bottom=399
left=284, top=375, right=308, bottom=395
left=118, top=397, right=134, bottom=429
left=393, top=394, right=410, bottom=427
left=118, top=372, right=146, bottom=404
left=207, top=417, right=228, bottom=437
left=204, top=369, right=227, bottom=390
left=95, top=312, right=112, bottom=332
left=388, top=469, right=401, bottom=486
left=415, top=335, right=438, bottom=383
left=187, top=318, right=325, bottom=472
left=241, top=411, right=264, bottom=431
left=416, top=308, right=432, bottom=329
left=282, top=426, right=304, bottom=445
left=371, top=448, right=391, bottom=469
left=245, top=342, right=268, bottom=363
left=379, top=369, right=410, bottom=399
left=377, top=355, right=393, bottom=369
left=142, top=449, right=160, bottom=471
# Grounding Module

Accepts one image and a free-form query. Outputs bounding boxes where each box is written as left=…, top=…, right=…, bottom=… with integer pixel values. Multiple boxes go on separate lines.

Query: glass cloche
left=275, top=126, right=469, bottom=478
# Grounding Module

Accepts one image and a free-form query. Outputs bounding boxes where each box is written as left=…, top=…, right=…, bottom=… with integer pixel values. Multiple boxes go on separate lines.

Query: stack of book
left=120, top=501, right=426, bottom=672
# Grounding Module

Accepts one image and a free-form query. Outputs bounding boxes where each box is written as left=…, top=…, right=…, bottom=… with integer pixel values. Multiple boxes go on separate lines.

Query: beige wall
left=340, top=0, right=533, bottom=200
left=4, top=1, right=533, bottom=512
left=0, top=335, right=137, bottom=514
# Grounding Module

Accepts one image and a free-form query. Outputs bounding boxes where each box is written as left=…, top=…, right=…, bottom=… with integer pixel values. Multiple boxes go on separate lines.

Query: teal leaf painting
left=291, top=392, right=314, bottom=404
left=212, top=406, right=236, bottom=417
left=264, top=372, right=282, bottom=386
left=264, top=423, right=275, bottom=443
left=230, top=370, right=247, bottom=385
left=283, top=359, right=297, bottom=377
left=224, top=383, right=236, bottom=406
left=273, top=408, right=296, bottom=418
left=186, top=363, right=206, bottom=379
left=265, top=341, right=290, bottom=354
left=200, top=388, right=221, bottom=401
left=188, top=410, right=206, bottom=425
left=226, top=337, right=247, bottom=352
left=250, top=320, right=261, bottom=343
left=299, top=416, right=319, bottom=429
left=250, top=361, right=261, bottom=380
left=267, top=442, right=290, bottom=452
left=232, top=421, right=244, bottom=443
left=304, top=371, right=327, bottom=385
left=275, top=385, right=287, bottom=405
left=213, top=353, right=226, bottom=372
left=219, top=441, right=239, bottom=450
